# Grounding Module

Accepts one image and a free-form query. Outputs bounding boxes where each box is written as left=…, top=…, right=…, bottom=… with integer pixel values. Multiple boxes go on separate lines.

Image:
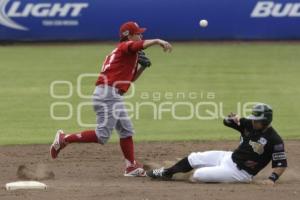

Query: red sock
left=64, top=130, right=99, bottom=143
left=120, top=136, right=135, bottom=165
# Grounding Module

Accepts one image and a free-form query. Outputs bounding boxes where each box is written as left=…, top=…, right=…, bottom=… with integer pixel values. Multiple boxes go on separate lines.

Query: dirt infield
left=0, top=141, right=299, bottom=200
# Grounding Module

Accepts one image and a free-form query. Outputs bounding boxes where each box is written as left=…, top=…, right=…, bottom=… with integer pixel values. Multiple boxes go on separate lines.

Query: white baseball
left=199, top=19, right=208, bottom=28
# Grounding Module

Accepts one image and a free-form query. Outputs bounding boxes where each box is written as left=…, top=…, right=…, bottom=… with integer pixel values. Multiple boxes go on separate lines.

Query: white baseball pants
left=188, top=151, right=253, bottom=183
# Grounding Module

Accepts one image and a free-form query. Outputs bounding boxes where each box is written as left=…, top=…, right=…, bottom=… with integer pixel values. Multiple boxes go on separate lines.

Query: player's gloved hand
left=138, top=51, right=152, bottom=68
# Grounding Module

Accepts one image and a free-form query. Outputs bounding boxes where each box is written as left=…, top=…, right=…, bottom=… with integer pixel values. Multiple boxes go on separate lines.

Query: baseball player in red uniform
left=50, top=21, right=172, bottom=177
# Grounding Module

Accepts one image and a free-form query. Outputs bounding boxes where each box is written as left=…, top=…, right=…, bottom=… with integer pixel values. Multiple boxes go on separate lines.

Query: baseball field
left=0, top=42, right=300, bottom=199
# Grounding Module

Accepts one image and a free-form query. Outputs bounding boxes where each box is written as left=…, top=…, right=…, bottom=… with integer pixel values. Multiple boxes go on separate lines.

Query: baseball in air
left=199, top=19, right=208, bottom=28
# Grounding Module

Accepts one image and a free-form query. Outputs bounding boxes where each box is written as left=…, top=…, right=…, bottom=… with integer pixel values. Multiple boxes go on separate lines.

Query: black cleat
left=146, top=167, right=173, bottom=180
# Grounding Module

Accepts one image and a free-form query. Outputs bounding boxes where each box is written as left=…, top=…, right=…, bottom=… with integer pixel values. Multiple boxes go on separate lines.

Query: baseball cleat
left=124, top=162, right=146, bottom=177
left=50, top=129, right=66, bottom=159
left=146, top=167, right=172, bottom=180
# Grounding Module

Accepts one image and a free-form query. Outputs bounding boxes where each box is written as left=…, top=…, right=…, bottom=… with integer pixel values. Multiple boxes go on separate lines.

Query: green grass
left=0, top=42, right=299, bottom=145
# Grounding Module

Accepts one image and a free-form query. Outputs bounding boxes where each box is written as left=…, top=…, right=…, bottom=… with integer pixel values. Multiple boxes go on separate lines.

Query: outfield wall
left=0, top=0, right=300, bottom=41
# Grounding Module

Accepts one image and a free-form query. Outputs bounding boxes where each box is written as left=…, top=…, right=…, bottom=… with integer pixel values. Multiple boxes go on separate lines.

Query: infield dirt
left=0, top=141, right=299, bottom=200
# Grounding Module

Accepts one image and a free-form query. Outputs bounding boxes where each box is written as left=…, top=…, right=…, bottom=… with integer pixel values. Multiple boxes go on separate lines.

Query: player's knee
left=190, top=169, right=202, bottom=182
left=95, top=127, right=112, bottom=145
left=188, top=152, right=197, bottom=160
left=98, top=136, right=109, bottom=145
left=191, top=168, right=214, bottom=183
left=187, top=152, right=201, bottom=168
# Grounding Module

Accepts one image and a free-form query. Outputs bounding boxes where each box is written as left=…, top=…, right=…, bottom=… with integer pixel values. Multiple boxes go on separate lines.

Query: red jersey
left=96, top=40, right=145, bottom=93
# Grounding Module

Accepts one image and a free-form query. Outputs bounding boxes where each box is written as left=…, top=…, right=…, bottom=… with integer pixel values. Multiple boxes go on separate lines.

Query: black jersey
left=224, top=118, right=287, bottom=176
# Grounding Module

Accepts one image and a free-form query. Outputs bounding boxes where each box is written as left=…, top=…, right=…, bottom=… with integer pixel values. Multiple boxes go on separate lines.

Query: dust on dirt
left=17, top=164, right=55, bottom=181
left=0, top=141, right=299, bottom=200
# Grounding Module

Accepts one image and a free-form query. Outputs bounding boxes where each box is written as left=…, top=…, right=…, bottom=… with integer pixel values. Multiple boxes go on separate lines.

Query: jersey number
left=101, top=49, right=117, bottom=72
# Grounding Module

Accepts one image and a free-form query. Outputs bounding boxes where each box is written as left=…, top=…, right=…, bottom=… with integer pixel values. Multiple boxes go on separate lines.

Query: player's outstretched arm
left=143, top=39, right=172, bottom=52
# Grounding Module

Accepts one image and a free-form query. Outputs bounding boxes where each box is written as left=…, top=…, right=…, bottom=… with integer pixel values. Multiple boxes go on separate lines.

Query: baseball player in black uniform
left=147, top=103, right=287, bottom=185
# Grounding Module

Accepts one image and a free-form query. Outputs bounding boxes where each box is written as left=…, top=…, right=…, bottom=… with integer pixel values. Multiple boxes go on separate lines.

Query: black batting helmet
left=247, top=103, right=273, bottom=126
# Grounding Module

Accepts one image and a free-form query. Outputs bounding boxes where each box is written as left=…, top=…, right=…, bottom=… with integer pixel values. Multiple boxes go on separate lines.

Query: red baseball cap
left=119, top=21, right=146, bottom=39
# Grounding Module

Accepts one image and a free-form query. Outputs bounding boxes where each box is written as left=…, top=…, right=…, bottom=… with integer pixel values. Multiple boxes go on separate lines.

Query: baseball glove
left=138, top=51, right=152, bottom=68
